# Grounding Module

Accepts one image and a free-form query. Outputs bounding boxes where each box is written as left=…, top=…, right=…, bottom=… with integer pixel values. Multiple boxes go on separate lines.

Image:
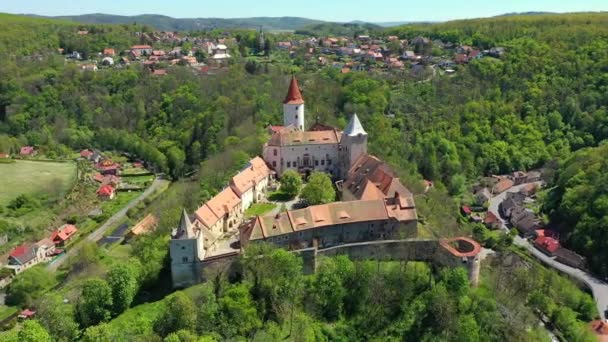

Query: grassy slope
left=0, top=160, right=76, bottom=205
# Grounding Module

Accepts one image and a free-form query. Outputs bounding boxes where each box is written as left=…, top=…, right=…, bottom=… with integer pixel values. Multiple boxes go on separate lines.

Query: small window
left=182, top=257, right=188, bottom=262
left=272, top=161, right=276, bottom=167
left=321, top=160, right=325, bottom=166
left=328, top=159, right=332, bottom=165
left=273, top=149, right=277, bottom=156
left=295, top=114, right=298, bottom=119
left=287, top=161, right=291, bottom=167
left=296, top=106, right=299, bottom=110
left=315, top=160, right=319, bottom=166
left=181, top=246, right=186, bottom=250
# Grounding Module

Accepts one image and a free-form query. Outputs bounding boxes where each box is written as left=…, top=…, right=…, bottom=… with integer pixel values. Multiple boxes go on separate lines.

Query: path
left=47, top=178, right=168, bottom=272
left=488, top=183, right=608, bottom=319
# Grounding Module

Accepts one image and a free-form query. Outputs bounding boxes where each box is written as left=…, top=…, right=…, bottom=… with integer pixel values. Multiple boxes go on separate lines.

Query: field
left=0, top=160, right=77, bottom=205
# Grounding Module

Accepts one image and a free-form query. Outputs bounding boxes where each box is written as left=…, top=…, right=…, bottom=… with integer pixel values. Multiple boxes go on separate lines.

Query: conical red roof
left=283, top=76, right=304, bottom=105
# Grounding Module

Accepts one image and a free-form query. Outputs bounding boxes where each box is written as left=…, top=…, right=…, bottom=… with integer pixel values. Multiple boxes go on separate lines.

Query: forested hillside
left=29, top=13, right=324, bottom=31
left=544, top=144, right=608, bottom=277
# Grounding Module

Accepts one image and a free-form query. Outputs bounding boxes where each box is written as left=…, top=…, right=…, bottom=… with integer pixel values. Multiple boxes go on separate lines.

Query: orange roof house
left=103, top=48, right=115, bottom=56
left=230, top=157, right=272, bottom=197
left=97, top=184, right=115, bottom=200
left=51, top=224, right=79, bottom=246
left=128, top=214, right=158, bottom=237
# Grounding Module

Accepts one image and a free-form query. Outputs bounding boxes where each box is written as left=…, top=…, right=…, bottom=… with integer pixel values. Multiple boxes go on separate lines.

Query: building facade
left=262, top=76, right=368, bottom=179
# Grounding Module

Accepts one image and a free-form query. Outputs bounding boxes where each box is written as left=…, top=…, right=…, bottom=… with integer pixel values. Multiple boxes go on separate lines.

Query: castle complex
left=170, top=77, right=480, bottom=288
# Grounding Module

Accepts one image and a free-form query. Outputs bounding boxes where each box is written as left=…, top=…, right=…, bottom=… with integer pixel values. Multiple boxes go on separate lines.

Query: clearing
left=0, top=160, right=77, bottom=206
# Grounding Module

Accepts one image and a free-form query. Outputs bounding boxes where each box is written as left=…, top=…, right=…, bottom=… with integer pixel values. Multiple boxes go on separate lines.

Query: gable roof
left=344, top=154, right=412, bottom=200
left=130, top=214, right=158, bottom=236
left=51, top=224, right=78, bottom=242
left=343, top=113, right=367, bottom=137
left=284, top=76, right=304, bottom=105
left=195, top=187, right=241, bottom=229
left=267, top=130, right=340, bottom=147
left=246, top=197, right=416, bottom=241
left=97, top=184, right=115, bottom=196
left=10, top=245, right=36, bottom=264
left=230, top=157, right=272, bottom=196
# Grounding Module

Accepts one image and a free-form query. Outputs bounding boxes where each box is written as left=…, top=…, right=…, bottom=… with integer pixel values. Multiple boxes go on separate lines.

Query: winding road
left=47, top=178, right=168, bottom=272
left=488, top=183, right=608, bottom=319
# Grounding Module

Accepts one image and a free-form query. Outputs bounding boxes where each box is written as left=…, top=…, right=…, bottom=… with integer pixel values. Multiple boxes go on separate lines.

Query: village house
left=510, top=206, right=541, bottom=235
left=210, top=44, right=231, bottom=65
left=96, top=159, right=120, bottom=175
left=103, top=48, right=115, bottom=56
left=19, top=146, right=36, bottom=157
left=484, top=211, right=501, bottom=229
left=498, top=191, right=526, bottom=218
left=130, top=45, right=153, bottom=56
left=474, top=187, right=492, bottom=206
left=7, top=238, right=56, bottom=274
left=97, top=184, right=116, bottom=200
left=51, top=224, right=79, bottom=246
left=127, top=213, right=158, bottom=239
left=492, top=178, right=514, bottom=194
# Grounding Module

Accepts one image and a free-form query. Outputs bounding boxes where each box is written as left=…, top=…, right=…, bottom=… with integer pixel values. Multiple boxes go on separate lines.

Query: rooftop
left=284, top=76, right=304, bottom=105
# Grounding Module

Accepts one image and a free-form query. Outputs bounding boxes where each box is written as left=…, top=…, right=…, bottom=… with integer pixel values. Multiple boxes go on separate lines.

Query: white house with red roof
left=97, top=184, right=115, bottom=200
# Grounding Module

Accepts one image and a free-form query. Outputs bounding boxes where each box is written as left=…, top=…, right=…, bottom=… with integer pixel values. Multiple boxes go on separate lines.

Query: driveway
left=488, top=182, right=608, bottom=318
left=47, top=178, right=169, bottom=272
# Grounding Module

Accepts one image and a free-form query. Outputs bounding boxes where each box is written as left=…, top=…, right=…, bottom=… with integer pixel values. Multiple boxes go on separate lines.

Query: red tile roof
left=284, top=76, right=304, bottom=105
left=534, top=236, right=560, bottom=254
left=51, top=224, right=78, bottom=243
left=20, top=146, right=35, bottom=155
left=80, top=149, right=93, bottom=158
left=484, top=211, right=498, bottom=224
left=97, top=184, right=115, bottom=197
left=10, top=245, right=29, bottom=258
left=462, top=206, right=472, bottom=215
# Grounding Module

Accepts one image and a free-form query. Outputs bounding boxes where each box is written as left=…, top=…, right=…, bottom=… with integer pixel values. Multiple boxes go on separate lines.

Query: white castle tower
left=340, top=113, right=368, bottom=179
left=283, top=76, right=305, bottom=130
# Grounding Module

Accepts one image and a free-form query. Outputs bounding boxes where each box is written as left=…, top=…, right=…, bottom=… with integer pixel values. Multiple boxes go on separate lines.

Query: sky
left=1, top=0, right=606, bottom=22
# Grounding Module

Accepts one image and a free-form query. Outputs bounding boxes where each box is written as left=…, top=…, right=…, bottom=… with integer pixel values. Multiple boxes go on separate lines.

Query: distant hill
left=295, top=22, right=382, bottom=37
left=26, top=13, right=325, bottom=31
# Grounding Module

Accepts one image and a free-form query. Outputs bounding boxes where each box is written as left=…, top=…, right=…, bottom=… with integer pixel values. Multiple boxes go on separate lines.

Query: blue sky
left=1, top=0, right=606, bottom=22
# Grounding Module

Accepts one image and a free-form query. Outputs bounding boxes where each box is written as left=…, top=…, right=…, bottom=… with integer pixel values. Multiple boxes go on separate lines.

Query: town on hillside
left=61, top=27, right=504, bottom=78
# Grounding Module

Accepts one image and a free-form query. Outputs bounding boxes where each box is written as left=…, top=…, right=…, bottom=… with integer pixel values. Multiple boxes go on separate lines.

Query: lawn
left=245, top=202, right=277, bottom=217
left=0, top=160, right=76, bottom=206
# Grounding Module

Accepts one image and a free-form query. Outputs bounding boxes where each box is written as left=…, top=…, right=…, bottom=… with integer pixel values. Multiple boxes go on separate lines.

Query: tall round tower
left=283, top=76, right=305, bottom=130
left=339, top=113, right=368, bottom=179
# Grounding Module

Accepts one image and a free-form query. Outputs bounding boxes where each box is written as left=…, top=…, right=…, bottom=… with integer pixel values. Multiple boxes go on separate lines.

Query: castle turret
left=283, top=76, right=305, bottom=130
left=340, top=113, right=368, bottom=179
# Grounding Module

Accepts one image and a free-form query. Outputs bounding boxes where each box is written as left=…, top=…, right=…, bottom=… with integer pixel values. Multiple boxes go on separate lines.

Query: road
left=47, top=178, right=168, bottom=272
left=488, top=182, right=608, bottom=318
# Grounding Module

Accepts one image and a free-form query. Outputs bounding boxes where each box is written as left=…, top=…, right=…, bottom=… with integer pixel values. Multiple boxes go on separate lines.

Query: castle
left=170, top=77, right=479, bottom=288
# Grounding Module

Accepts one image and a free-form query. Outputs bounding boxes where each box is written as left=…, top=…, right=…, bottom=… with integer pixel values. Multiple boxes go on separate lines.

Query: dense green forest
left=544, top=144, right=608, bottom=277
left=1, top=240, right=598, bottom=341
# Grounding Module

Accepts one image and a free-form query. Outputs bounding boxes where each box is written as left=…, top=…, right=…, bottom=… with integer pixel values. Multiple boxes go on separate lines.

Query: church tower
left=283, top=76, right=305, bottom=130
left=340, top=113, right=368, bottom=179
